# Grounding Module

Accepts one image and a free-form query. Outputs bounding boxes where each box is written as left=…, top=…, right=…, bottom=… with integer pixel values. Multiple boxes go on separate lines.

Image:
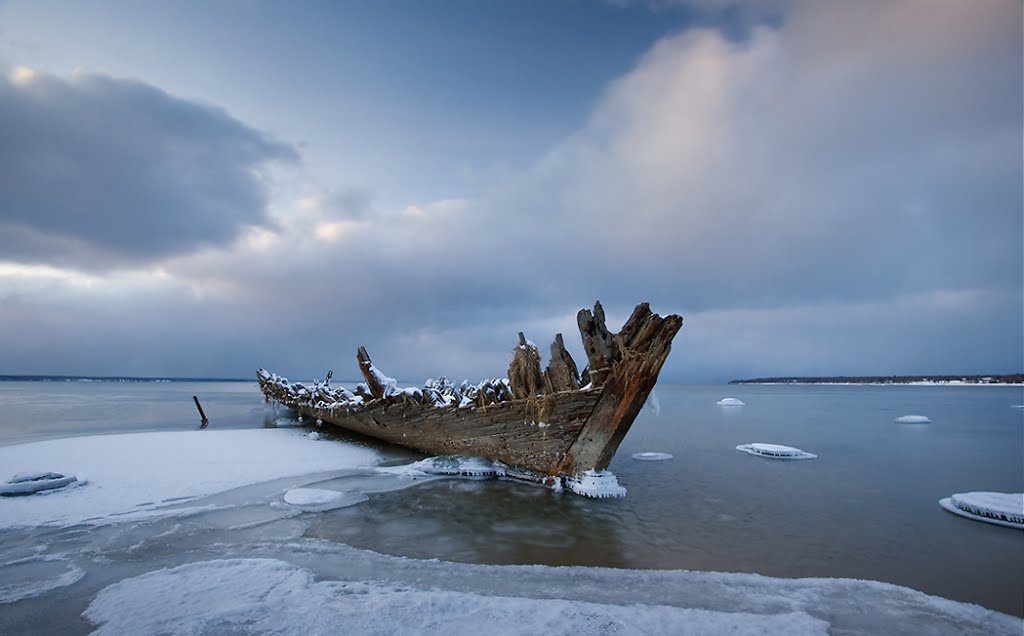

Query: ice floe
left=736, top=443, right=817, bottom=460
left=939, top=492, right=1024, bottom=529
left=632, top=452, right=674, bottom=461
left=0, top=429, right=380, bottom=529
left=895, top=415, right=931, bottom=423
left=0, top=472, right=79, bottom=496
left=717, top=397, right=745, bottom=406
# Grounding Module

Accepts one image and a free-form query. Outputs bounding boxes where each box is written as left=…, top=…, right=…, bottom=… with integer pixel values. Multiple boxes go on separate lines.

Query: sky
left=0, top=0, right=1021, bottom=384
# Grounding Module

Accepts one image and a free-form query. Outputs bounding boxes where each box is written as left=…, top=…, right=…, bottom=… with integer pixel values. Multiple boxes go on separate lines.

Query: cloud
left=1, top=0, right=1020, bottom=381
left=0, top=67, right=297, bottom=269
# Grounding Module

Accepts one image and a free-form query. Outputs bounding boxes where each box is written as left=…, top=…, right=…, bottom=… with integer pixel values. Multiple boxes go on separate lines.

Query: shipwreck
left=258, top=301, right=682, bottom=497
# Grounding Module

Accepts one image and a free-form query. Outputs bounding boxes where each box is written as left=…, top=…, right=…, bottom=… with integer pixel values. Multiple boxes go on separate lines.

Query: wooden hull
left=258, top=301, right=683, bottom=488
left=262, top=378, right=601, bottom=476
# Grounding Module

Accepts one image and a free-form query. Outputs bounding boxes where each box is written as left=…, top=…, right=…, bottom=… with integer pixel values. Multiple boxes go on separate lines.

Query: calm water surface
left=1, top=380, right=1021, bottom=615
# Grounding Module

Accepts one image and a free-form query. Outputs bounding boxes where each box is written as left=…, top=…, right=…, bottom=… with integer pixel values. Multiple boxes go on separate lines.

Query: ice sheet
left=0, top=429, right=380, bottom=529
left=81, top=555, right=1021, bottom=636
left=83, top=558, right=829, bottom=636
left=939, top=492, right=1024, bottom=529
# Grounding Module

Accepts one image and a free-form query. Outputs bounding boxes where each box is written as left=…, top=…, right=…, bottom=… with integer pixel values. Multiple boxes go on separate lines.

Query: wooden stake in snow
left=193, top=396, right=209, bottom=429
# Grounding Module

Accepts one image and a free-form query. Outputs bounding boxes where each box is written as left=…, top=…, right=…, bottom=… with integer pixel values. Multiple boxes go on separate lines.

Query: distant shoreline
left=730, top=374, right=1023, bottom=386
left=0, top=375, right=251, bottom=383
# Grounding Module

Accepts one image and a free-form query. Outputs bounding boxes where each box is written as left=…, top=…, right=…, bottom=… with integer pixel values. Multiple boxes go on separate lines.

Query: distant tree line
left=729, top=374, right=1024, bottom=385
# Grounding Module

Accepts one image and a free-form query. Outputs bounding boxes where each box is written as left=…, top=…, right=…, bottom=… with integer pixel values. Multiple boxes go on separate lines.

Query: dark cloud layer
left=0, top=70, right=297, bottom=268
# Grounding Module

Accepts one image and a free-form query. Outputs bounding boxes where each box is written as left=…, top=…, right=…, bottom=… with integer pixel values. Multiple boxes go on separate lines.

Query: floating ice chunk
left=632, top=452, right=673, bottom=461
left=939, top=492, right=1024, bottom=529
left=895, top=415, right=931, bottom=423
left=717, top=397, right=745, bottom=406
left=307, top=431, right=321, bottom=440
left=736, top=443, right=817, bottom=460
left=0, top=472, right=78, bottom=496
left=407, top=455, right=505, bottom=478
left=1010, top=405, right=1024, bottom=409
left=564, top=470, right=627, bottom=498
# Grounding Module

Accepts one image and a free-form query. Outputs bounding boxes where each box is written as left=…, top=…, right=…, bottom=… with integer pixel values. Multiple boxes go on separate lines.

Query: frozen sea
left=0, top=379, right=1021, bottom=634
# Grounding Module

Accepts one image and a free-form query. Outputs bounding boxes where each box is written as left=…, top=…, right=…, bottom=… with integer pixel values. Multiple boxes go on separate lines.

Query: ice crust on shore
left=81, top=556, right=1021, bottom=636
left=736, top=443, right=817, bottom=460
left=0, top=429, right=380, bottom=529
left=895, top=415, right=931, bottom=423
left=717, top=397, right=745, bottom=406
left=939, top=492, right=1024, bottom=529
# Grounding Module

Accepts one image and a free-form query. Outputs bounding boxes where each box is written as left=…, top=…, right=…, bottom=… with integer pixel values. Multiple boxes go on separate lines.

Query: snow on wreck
left=258, top=301, right=683, bottom=497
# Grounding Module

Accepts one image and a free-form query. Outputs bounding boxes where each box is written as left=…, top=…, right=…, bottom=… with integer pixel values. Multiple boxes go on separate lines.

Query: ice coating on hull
left=563, top=470, right=627, bottom=498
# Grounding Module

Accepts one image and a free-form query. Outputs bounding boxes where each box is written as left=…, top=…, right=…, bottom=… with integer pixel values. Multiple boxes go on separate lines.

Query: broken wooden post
left=193, top=395, right=209, bottom=429
left=544, top=333, right=581, bottom=393
left=508, top=332, right=544, bottom=400
left=356, top=347, right=389, bottom=400
left=577, top=301, right=614, bottom=386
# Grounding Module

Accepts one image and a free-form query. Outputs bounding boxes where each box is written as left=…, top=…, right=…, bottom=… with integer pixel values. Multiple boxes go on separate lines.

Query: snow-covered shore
left=0, top=429, right=380, bottom=529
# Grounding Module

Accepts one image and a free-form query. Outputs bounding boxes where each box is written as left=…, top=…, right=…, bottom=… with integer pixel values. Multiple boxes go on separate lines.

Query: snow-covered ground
left=0, top=430, right=1020, bottom=635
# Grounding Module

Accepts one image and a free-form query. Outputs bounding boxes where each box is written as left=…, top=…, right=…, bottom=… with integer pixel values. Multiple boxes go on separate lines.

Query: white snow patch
left=84, top=558, right=834, bottom=636
left=736, top=443, right=817, bottom=460
left=564, top=470, right=627, bottom=498
left=939, top=492, right=1024, bottom=529
left=0, top=429, right=380, bottom=529
left=717, top=397, right=745, bottom=406
left=632, top=452, right=673, bottom=461
left=895, top=415, right=931, bottom=423
left=306, top=431, right=321, bottom=440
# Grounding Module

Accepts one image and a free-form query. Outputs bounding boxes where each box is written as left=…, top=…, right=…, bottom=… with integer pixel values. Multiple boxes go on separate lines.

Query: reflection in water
left=307, top=478, right=634, bottom=568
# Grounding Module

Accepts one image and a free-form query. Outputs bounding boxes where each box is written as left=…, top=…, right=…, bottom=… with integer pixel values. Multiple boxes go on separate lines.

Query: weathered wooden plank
left=300, top=388, right=602, bottom=474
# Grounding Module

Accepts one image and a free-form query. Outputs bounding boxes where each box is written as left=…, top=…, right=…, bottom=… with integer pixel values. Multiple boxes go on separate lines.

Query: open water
left=0, top=379, right=1021, bottom=626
